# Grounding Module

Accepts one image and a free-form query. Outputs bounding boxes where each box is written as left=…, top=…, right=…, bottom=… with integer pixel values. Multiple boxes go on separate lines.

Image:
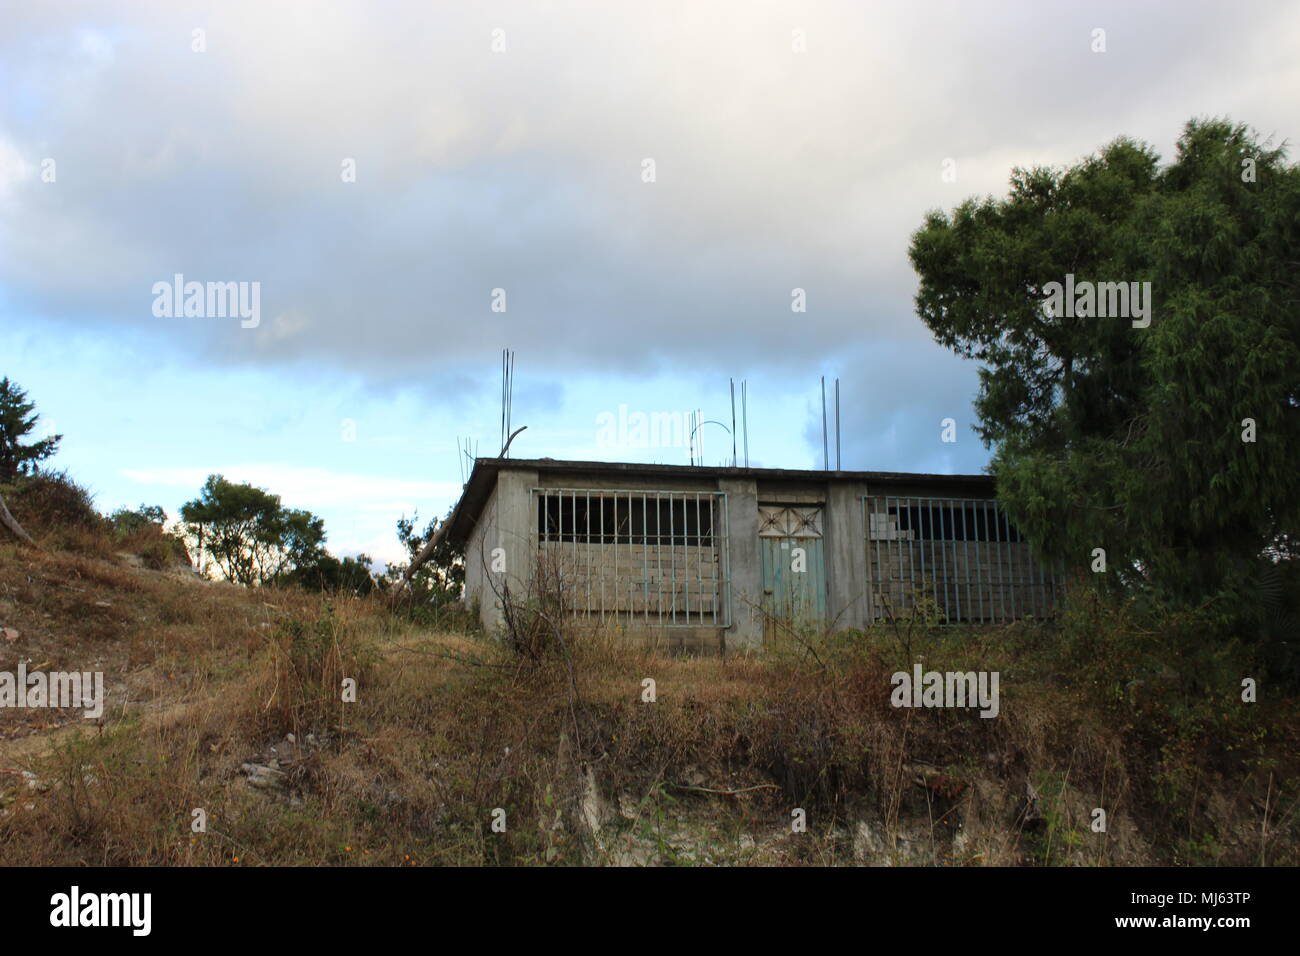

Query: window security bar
left=863, top=495, right=1063, bottom=623
left=533, top=488, right=731, bottom=627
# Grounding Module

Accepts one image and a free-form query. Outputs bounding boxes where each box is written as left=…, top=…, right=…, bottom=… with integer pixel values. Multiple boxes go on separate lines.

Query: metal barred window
left=533, top=489, right=731, bottom=627
left=863, top=495, right=1063, bottom=623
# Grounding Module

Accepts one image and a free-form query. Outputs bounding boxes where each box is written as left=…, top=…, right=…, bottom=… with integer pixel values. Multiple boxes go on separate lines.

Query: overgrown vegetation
left=379, top=509, right=469, bottom=629
left=0, top=471, right=188, bottom=568
left=1, top=548, right=1294, bottom=866
left=1, top=449, right=1294, bottom=867
left=910, top=117, right=1300, bottom=680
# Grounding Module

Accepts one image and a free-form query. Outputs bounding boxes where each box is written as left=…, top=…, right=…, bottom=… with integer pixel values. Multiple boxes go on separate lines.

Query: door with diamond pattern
left=758, top=505, right=826, bottom=638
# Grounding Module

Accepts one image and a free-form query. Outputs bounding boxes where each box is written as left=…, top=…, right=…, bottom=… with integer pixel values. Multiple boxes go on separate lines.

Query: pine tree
left=0, top=377, right=62, bottom=481
left=908, top=118, right=1300, bottom=613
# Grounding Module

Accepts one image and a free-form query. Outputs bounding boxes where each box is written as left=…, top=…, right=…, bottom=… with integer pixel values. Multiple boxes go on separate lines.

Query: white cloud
left=120, top=463, right=462, bottom=567
left=75, top=28, right=115, bottom=63
left=4, top=0, right=1295, bottom=385
left=119, top=464, right=461, bottom=510
left=5, top=0, right=1299, bottom=528
left=0, top=138, right=34, bottom=199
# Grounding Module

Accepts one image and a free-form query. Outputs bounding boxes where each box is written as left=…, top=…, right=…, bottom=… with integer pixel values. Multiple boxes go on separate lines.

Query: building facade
left=444, top=458, right=1063, bottom=654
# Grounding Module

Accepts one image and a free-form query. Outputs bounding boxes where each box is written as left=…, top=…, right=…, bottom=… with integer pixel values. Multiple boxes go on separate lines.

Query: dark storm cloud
left=2, top=0, right=1296, bottom=403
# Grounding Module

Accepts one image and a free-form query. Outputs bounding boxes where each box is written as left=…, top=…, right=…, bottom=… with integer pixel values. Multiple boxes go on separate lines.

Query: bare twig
left=668, top=783, right=781, bottom=796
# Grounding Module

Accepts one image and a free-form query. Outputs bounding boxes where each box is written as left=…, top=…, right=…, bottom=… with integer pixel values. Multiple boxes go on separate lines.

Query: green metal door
left=758, top=505, right=826, bottom=637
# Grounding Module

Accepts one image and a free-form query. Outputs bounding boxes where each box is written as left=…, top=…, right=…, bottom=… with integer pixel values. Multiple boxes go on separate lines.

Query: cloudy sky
left=2, top=0, right=1297, bottom=564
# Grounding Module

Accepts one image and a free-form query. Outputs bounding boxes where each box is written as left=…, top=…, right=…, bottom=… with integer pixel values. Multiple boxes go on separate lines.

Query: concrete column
left=494, top=468, right=537, bottom=626
left=826, top=481, right=870, bottom=629
left=718, top=478, right=762, bottom=652
left=470, top=468, right=539, bottom=634
left=463, top=498, right=491, bottom=630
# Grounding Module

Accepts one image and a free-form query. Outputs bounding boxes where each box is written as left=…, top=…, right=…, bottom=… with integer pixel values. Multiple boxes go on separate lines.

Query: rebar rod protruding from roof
left=821, top=376, right=829, bottom=471
left=730, top=379, right=737, bottom=467
left=742, top=380, right=749, bottom=467
left=835, top=377, right=841, bottom=471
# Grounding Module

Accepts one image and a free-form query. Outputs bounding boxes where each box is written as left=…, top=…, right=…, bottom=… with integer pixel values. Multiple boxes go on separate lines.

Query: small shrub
left=108, top=504, right=167, bottom=537
left=2, top=469, right=102, bottom=539
left=260, top=605, right=373, bottom=737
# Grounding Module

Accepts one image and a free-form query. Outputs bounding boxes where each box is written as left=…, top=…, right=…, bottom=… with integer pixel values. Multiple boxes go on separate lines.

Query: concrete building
left=443, top=458, right=1063, bottom=654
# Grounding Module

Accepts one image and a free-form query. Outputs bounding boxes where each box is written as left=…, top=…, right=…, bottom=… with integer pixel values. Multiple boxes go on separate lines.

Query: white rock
left=853, top=820, right=890, bottom=865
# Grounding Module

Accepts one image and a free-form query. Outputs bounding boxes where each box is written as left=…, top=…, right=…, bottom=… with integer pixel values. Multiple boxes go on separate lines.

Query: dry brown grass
left=0, top=540, right=1297, bottom=867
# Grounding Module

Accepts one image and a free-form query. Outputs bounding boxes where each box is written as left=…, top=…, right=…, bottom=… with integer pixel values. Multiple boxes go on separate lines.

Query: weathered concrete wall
left=719, top=477, right=762, bottom=652
left=464, top=468, right=539, bottom=633
left=537, top=472, right=717, bottom=493
left=824, top=480, right=870, bottom=629
left=463, top=481, right=498, bottom=631
left=493, top=468, right=538, bottom=630
left=465, top=464, right=1043, bottom=650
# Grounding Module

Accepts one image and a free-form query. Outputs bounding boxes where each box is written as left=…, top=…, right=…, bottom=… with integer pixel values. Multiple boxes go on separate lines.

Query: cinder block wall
left=536, top=541, right=723, bottom=620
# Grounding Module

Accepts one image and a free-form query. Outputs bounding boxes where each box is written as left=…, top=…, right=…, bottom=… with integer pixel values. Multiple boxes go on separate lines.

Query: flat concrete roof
left=443, top=457, right=995, bottom=546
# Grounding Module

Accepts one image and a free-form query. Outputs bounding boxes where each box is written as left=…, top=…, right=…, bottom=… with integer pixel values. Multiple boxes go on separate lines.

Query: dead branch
left=668, top=783, right=782, bottom=796
left=0, top=490, right=42, bottom=550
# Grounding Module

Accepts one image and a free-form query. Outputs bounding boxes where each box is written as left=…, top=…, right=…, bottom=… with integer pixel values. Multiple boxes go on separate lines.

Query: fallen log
left=391, top=516, right=451, bottom=598
left=391, top=425, right=525, bottom=597
left=0, top=490, right=42, bottom=550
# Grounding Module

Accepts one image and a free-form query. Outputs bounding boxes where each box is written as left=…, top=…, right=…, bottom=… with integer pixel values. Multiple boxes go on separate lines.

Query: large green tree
left=180, top=474, right=327, bottom=587
left=288, top=552, right=377, bottom=596
left=909, top=118, right=1300, bottom=614
left=0, top=377, right=61, bottom=481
